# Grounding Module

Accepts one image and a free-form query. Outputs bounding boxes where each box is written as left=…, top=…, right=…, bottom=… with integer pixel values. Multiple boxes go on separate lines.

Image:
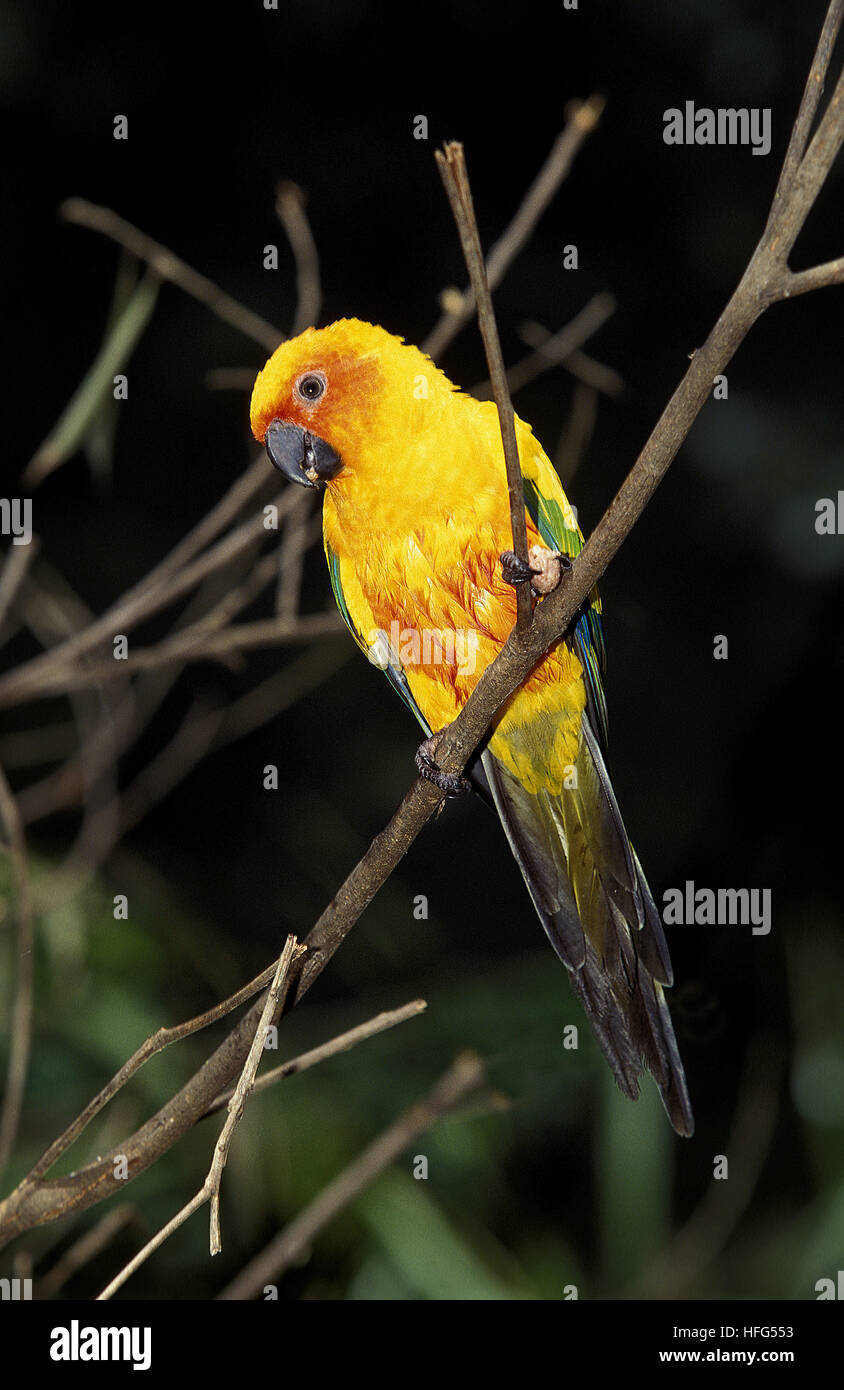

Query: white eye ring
left=295, top=371, right=327, bottom=404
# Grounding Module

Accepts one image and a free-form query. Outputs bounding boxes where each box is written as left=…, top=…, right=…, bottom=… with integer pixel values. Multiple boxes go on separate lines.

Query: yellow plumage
left=251, top=318, right=693, bottom=1135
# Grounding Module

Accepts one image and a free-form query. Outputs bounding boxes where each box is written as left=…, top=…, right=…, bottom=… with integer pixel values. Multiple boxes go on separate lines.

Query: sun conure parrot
left=250, top=318, right=693, bottom=1137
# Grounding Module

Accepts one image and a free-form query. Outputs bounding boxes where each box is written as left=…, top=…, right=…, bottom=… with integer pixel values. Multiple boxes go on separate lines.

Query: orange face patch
left=250, top=333, right=384, bottom=455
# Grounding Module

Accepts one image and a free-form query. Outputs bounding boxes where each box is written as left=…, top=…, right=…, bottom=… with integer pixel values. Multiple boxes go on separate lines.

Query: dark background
left=2, top=0, right=843, bottom=1300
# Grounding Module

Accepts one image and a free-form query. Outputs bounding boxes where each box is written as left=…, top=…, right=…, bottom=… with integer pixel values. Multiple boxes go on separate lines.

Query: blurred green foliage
left=2, top=850, right=842, bottom=1299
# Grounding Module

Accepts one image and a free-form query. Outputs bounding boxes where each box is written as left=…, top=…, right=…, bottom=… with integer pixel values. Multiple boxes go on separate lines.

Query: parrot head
left=250, top=318, right=456, bottom=493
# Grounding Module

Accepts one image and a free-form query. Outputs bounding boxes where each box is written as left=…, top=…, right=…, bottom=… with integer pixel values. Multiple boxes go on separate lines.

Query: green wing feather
left=521, top=474, right=609, bottom=753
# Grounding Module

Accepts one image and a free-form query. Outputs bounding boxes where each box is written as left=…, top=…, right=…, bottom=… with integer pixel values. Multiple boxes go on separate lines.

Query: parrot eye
left=295, top=371, right=327, bottom=404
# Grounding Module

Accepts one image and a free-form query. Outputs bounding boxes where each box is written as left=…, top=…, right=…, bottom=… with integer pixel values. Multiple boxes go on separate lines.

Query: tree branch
left=96, top=936, right=304, bottom=1299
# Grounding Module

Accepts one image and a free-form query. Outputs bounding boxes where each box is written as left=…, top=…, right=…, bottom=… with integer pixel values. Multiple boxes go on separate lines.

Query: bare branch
left=25, top=961, right=283, bottom=1185
left=763, top=23, right=844, bottom=275
left=472, top=293, right=618, bottom=398
left=772, top=0, right=844, bottom=203
left=423, top=98, right=605, bottom=358
left=203, top=641, right=351, bottom=751
left=38, top=1207, right=138, bottom=1298
left=217, top=1051, right=487, bottom=1299
left=60, top=199, right=283, bottom=351
left=436, top=141, right=532, bottom=631
left=554, top=380, right=600, bottom=485
left=276, top=489, right=317, bottom=618
left=36, top=612, right=342, bottom=691
left=784, top=254, right=844, bottom=295
left=16, top=535, right=281, bottom=825
left=97, top=937, right=304, bottom=1299
left=517, top=320, right=625, bottom=397
left=275, top=181, right=322, bottom=337
left=0, top=540, right=40, bottom=638
left=204, top=999, right=428, bottom=1116
left=0, top=484, right=301, bottom=708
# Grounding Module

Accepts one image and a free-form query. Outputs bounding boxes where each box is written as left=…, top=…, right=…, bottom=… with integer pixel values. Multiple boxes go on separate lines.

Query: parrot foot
left=500, top=546, right=571, bottom=595
left=415, top=737, right=471, bottom=798
left=500, top=550, right=539, bottom=586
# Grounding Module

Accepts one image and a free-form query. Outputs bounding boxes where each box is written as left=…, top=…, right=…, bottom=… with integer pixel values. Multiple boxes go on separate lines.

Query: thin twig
left=276, top=181, right=322, bottom=337
left=38, top=1207, right=138, bottom=1298
left=16, top=578, right=338, bottom=840
left=276, top=488, right=316, bottom=617
left=208, top=641, right=351, bottom=748
left=97, top=936, right=304, bottom=1299
left=436, top=141, right=532, bottom=632
left=472, top=293, right=618, bottom=398
left=61, top=199, right=283, bottom=351
left=204, top=999, right=428, bottom=1116
left=16, top=532, right=278, bottom=825
left=0, top=486, right=302, bottom=708
left=217, top=1051, right=487, bottom=1299
left=772, top=0, right=844, bottom=203
left=554, top=380, right=600, bottom=486
left=517, top=320, right=625, bottom=397
left=114, top=693, right=226, bottom=837
left=763, top=63, right=844, bottom=271
left=423, top=98, right=605, bottom=359
left=16, top=566, right=128, bottom=904
left=26, top=960, right=285, bottom=1184
left=208, top=938, right=303, bottom=1255
left=34, top=612, right=343, bottom=690
left=0, top=540, right=40, bottom=638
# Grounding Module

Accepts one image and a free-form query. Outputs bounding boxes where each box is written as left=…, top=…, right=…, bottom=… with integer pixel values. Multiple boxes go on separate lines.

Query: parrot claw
left=415, top=737, right=471, bottom=798
left=500, top=550, right=539, bottom=586
left=501, top=547, right=571, bottom=595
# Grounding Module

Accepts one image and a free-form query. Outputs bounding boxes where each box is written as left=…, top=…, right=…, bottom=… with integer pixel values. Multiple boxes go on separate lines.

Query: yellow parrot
left=251, top=318, right=693, bottom=1136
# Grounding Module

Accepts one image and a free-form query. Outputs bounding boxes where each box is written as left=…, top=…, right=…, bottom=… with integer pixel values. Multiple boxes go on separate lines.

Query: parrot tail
left=480, top=718, right=694, bottom=1137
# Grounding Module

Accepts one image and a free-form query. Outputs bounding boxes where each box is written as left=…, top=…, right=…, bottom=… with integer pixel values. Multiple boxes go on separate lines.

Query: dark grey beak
left=264, top=419, right=343, bottom=489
